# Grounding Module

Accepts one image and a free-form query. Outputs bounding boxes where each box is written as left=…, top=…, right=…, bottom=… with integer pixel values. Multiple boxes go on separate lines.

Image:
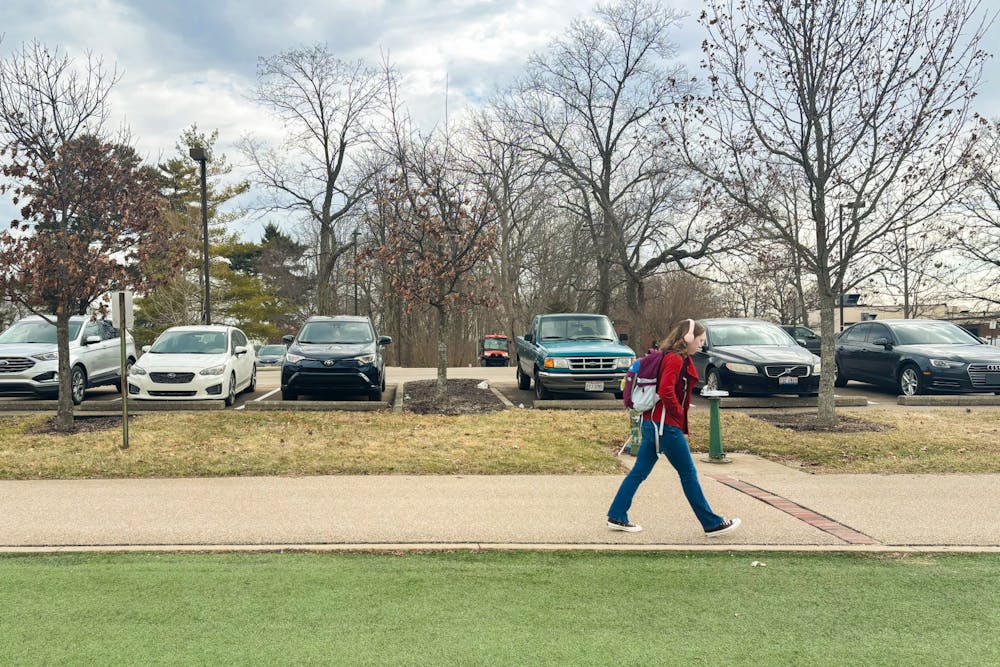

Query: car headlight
left=284, top=352, right=306, bottom=363
left=725, top=362, right=757, bottom=374
left=929, top=358, right=965, bottom=369
left=199, top=365, right=226, bottom=376
left=615, top=356, right=635, bottom=369
left=130, top=366, right=148, bottom=376
left=354, top=354, right=375, bottom=364
left=543, top=357, right=570, bottom=369
left=31, top=352, right=58, bottom=361
left=813, top=362, right=821, bottom=374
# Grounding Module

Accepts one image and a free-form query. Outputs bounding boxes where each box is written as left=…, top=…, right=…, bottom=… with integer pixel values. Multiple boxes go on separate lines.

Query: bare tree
left=457, top=109, right=551, bottom=348
left=240, top=45, right=388, bottom=315
left=956, top=118, right=1000, bottom=307
left=666, top=0, right=989, bottom=425
left=502, top=0, right=725, bottom=344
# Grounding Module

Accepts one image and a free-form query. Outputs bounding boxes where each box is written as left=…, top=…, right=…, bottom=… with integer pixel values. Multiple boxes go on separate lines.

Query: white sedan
left=128, top=325, right=257, bottom=406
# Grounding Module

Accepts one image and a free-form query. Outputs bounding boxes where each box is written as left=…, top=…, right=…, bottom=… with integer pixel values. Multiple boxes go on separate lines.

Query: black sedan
left=835, top=319, right=1000, bottom=396
left=694, top=318, right=821, bottom=396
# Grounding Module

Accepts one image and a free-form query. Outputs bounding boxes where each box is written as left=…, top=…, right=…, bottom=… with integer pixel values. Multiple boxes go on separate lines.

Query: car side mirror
left=86, top=335, right=101, bottom=345
left=282, top=335, right=294, bottom=345
left=872, top=337, right=892, bottom=349
left=619, top=333, right=629, bottom=342
left=524, top=333, right=533, bottom=343
left=141, top=345, right=151, bottom=353
left=234, top=345, right=248, bottom=356
left=378, top=336, right=392, bottom=346
left=796, top=338, right=807, bottom=347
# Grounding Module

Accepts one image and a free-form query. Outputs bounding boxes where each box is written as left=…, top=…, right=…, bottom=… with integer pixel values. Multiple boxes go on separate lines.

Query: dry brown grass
left=1, top=407, right=998, bottom=479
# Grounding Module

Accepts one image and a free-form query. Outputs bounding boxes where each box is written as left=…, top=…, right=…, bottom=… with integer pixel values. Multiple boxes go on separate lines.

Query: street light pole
left=353, top=227, right=359, bottom=316
left=189, top=147, right=210, bottom=324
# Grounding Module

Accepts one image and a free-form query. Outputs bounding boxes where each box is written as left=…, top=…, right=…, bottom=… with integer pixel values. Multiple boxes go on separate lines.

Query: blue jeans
left=608, top=421, right=725, bottom=530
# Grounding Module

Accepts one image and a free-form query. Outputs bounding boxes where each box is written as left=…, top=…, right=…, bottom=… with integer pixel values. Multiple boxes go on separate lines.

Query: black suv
left=281, top=315, right=391, bottom=401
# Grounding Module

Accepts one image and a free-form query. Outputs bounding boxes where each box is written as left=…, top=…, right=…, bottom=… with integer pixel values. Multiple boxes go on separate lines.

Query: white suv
left=0, top=315, right=137, bottom=404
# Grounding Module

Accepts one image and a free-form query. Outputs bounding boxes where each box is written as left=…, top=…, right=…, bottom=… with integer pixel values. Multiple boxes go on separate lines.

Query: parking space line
left=254, top=388, right=280, bottom=401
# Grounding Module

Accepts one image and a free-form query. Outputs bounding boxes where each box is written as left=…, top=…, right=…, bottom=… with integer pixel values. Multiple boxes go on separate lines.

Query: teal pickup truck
left=515, top=313, right=635, bottom=400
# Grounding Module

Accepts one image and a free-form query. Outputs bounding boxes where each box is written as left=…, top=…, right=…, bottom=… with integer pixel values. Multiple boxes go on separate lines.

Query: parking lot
left=2, top=364, right=993, bottom=413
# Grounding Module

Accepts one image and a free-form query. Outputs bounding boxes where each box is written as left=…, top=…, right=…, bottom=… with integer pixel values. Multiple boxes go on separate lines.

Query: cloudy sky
left=2, top=0, right=999, bottom=241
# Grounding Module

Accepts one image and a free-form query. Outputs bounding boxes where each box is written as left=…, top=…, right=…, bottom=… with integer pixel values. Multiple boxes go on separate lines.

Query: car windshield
left=149, top=331, right=229, bottom=354
left=0, top=320, right=83, bottom=344
left=298, top=321, right=373, bottom=344
left=710, top=324, right=796, bottom=347
left=483, top=338, right=507, bottom=351
left=259, top=345, right=286, bottom=356
left=890, top=322, right=980, bottom=346
left=538, top=317, right=616, bottom=341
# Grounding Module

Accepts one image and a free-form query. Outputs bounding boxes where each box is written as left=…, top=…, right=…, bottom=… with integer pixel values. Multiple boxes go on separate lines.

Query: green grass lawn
left=2, top=407, right=1000, bottom=478
left=1, top=551, right=997, bottom=665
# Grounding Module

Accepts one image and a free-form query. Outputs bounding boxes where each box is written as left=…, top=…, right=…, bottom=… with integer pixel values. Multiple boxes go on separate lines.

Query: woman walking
left=607, top=319, right=741, bottom=536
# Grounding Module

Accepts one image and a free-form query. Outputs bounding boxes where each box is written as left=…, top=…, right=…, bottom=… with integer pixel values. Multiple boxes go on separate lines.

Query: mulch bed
left=403, top=379, right=508, bottom=415
left=750, top=412, right=891, bottom=433
left=34, top=415, right=133, bottom=435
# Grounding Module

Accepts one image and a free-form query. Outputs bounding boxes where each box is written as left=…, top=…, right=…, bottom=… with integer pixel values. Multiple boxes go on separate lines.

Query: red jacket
left=643, top=352, right=699, bottom=434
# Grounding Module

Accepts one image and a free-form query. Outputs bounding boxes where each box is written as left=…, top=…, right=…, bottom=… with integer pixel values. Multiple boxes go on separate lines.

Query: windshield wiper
left=540, top=336, right=566, bottom=340
left=571, top=336, right=613, bottom=340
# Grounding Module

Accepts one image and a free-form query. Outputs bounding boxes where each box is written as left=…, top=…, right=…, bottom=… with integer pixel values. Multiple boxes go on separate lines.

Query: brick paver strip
left=708, top=474, right=880, bottom=545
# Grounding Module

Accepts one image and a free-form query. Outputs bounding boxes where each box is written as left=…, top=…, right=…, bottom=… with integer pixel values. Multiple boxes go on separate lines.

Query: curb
left=1, top=543, right=998, bottom=554
left=715, top=396, right=868, bottom=409
left=533, top=399, right=622, bottom=410
left=898, top=394, right=1000, bottom=406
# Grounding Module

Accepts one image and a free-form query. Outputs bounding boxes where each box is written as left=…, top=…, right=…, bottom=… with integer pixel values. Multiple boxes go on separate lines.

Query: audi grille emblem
left=323, top=359, right=335, bottom=366
left=989, top=364, right=1000, bottom=372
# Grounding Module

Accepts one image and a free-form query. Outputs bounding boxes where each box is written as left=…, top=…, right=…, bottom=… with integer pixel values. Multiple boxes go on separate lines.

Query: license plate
left=585, top=381, right=605, bottom=392
left=778, top=376, right=799, bottom=385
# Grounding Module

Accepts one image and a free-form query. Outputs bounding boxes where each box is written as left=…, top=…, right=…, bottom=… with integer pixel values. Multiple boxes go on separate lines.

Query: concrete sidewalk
left=2, top=454, right=998, bottom=553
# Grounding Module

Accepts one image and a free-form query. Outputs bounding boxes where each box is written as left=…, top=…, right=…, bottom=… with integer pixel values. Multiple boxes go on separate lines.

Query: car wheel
left=705, top=368, right=721, bottom=392
left=613, top=391, right=623, bottom=400
left=224, top=373, right=237, bottom=406
left=898, top=364, right=924, bottom=396
left=368, top=387, right=383, bottom=401
left=70, top=366, right=87, bottom=405
left=281, top=387, right=298, bottom=401
left=534, top=370, right=552, bottom=400
left=381, top=373, right=386, bottom=392
left=516, top=363, right=531, bottom=390
left=834, top=362, right=848, bottom=388
left=247, top=367, right=257, bottom=393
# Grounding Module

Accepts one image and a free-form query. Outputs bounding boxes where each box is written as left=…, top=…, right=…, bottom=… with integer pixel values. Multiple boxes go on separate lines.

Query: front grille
left=149, top=390, right=197, bottom=397
left=0, top=356, right=35, bottom=373
left=150, top=372, right=195, bottom=384
left=764, top=365, right=810, bottom=378
left=967, top=363, right=1000, bottom=387
left=567, top=357, right=617, bottom=371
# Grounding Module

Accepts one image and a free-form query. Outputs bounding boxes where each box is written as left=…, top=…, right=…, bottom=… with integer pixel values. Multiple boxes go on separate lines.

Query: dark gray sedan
left=834, top=319, right=1000, bottom=396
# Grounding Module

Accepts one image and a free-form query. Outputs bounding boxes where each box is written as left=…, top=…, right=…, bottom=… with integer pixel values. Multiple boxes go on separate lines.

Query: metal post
left=353, top=227, right=359, bottom=316
left=838, top=204, right=844, bottom=332
left=119, top=291, right=129, bottom=450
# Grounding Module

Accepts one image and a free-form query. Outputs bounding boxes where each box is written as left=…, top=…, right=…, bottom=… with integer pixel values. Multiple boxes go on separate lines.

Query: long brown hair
left=659, top=319, right=706, bottom=356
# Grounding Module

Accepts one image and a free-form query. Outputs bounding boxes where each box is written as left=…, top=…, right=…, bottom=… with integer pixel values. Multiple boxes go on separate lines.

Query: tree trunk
left=816, top=289, right=838, bottom=427
left=55, top=307, right=74, bottom=432
left=435, top=306, right=449, bottom=400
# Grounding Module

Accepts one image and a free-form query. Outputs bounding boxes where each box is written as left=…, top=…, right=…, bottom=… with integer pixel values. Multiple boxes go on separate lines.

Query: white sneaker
left=705, top=517, right=741, bottom=537
left=607, top=518, right=642, bottom=532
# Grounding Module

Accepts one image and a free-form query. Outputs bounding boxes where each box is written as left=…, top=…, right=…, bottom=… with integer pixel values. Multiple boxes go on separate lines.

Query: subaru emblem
left=167, top=372, right=176, bottom=378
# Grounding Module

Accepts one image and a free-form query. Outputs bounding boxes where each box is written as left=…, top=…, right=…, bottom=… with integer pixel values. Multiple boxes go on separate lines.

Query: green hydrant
left=701, top=389, right=732, bottom=463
